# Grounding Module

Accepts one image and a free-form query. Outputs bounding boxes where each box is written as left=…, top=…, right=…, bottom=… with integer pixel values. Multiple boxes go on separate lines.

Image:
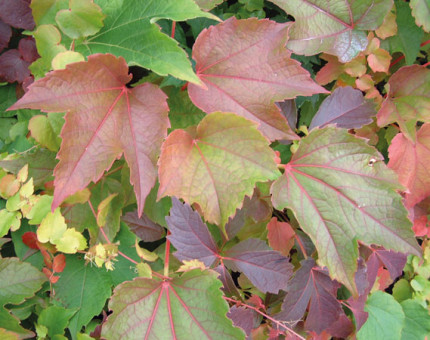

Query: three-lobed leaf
left=158, top=112, right=280, bottom=228
left=188, top=17, right=327, bottom=141
left=271, top=127, right=420, bottom=294
left=10, top=54, right=169, bottom=216
left=102, top=269, right=245, bottom=339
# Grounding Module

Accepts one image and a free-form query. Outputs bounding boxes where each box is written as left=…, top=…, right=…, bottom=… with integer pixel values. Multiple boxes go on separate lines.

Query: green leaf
left=0, top=85, right=17, bottom=118
left=400, top=299, right=430, bottom=340
left=410, top=0, right=430, bottom=32
left=37, top=208, right=67, bottom=244
left=29, top=25, right=67, bottom=78
left=357, top=291, right=405, bottom=340
left=55, top=228, right=87, bottom=254
left=30, top=0, right=68, bottom=26
left=0, top=258, right=46, bottom=338
left=0, top=210, right=21, bottom=237
left=56, top=0, right=105, bottom=39
left=158, top=112, right=280, bottom=228
left=195, top=0, right=226, bottom=11
left=79, top=0, right=218, bottom=84
left=28, top=113, right=64, bottom=152
left=52, top=255, right=112, bottom=340
left=271, top=127, right=420, bottom=294
left=268, top=0, right=393, bottom=62
left=102, top=269, right=245, bottom=339
left=387, top=1, right=424, bottom=65
left=51, top=51, right=85, bottom=70
left=37, top=306, right=77, bottom=338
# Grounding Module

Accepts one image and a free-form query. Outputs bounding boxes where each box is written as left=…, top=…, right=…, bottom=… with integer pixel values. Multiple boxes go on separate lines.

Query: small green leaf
left=37, top=208, right=67, bottom=244
left=410, top=0, right=430, bottom=32
left=37, top=306, right=77, bottom=338
left=357, top=291, right=405, bottom=340
left=400, top=299, right=430, bottom=340
left=56, top=0, right=105, bottom=39
left=31, top=0, right=69, bottom=26
left=28, top=113, right=64, bottom=151
left=0, top=210, right=21, bottom=237
left=55, top=228, right=87, bottom=254
left=52, top=51, right=85, bottom=70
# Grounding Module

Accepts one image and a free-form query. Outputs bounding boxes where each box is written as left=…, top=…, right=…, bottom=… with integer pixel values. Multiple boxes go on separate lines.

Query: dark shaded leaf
left=227, top=306, right=255, bottom=339
left=0, top=0, right=35, bottom=30
left=0, top=50, right=31, bottom=83
left=213, top=265, right=242, bottom=297
left=0, top=20, right=11, bottom=53
left=166, top=198, right=218, bottom=267
left=276, top=259, right=342, bottom=334
left=122, top=211, right=164, bottom=242
left=223, top=238, right=292, bottom=294
left=309, top=87, right=376, bottom=130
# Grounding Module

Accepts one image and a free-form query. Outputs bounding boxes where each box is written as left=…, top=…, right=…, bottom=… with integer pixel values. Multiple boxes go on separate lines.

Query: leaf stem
left=164, top=231, right=171, bottom=277
left=223, top=296, right=306, bottom=340
left=103, top=164, right=124, bottom=177
left=171, top=21, right=176, bottom=39
left=295, top=234, right=308, bottom=259
left=390, top=39, right=430, bottom=69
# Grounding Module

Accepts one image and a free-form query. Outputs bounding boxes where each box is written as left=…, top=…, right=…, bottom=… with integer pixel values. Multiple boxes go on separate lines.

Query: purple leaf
left=213, top=265, right=242, bottom=297
left=223, top=238, right=292, bottom=294
left=371, top=246, right=407, bottom=281
left=227, top=306, right=255, bottom=339
left=309, top=86, right=376, bottom=130
left=276, top=259, right=343, bottom=334
left=18, top=38, right=39, bottom=63
left=166, top=198, right=219, bottom=267
left=0, top=0, right=35, bottom=30
left=325, top=314, right=353, bottom=339
left=0, top=49, right=31, bottom=83
left=0, top=20, right=11, bottom=53
left=347, top=295, right=368, bottom=331
left=276, top=99, right=297, bottom=131
left=122, top=211, right=164, bottom=242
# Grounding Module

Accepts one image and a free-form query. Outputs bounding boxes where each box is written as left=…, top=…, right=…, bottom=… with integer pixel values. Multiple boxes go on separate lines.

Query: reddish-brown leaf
left=0, top=49, right=31, bottom=83
left=0, top=0, right=35, bottom=30
left=53, top=254, right=66, bottom=273
left=9, top=54, right=169, bottom=216
left=388, top=125, right=430, bottom=208
left=22, top=231, right=38, bottom=250
left=266, top=217, right=295, bottom=256
left=122, top=211, right=165, bottom=242
left=0, top=20, right=12, bottom=53
left=188, top=17, right=327, bottom=141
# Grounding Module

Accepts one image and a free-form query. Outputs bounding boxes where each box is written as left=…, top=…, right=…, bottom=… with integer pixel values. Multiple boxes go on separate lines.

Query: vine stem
left=223, top=297, right=306, bottom=340
left=87, top=201, right=168, bottom=280
left=294, top=234, right=308, bottom=259
left=390, top=39, right=430, bottom=69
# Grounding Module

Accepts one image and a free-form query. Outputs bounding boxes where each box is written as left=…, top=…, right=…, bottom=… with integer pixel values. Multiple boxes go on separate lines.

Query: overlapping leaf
left=102, top=270, right=245, bottom=340
left=276, top=259, right=343, bottom=334
left=122, top=211, right=164, bottom=242
left=223, top=238, right=292, bottom=294
left=410, top=0, right=430, bottom=32
left=271, top=127, right=420, bottom=294
left=188, top=17, right=326, bottom=141
left=377, top=65, right=430, bottom=141
left=0, top=258, right=46, bottom=338
left=388, top=124, right=430, bottom=208
left=9, top=54, right=169, bottom=216
left=309, top=86, right=376, bottom=130
left=269, top=0, right=393, bottom=62
left=80, top=0, right=218, bottom=84
left=166, top=198, right=218, bottom=267
left=158, top=112, right=280, bottom=227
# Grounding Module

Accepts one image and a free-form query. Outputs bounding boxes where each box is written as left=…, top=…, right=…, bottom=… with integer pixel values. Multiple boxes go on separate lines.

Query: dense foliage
left=1, top=0, right=430, bottom=339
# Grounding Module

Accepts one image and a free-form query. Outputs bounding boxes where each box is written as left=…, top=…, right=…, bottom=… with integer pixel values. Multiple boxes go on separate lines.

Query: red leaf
left=188, top=17, right=327, bottom=141
left=276, top=259, right=343, bottom=335
left=0, top=20, right=12, bottom=53
left=309, top=86, right=376, bottom=130
left=166, top=198, right=219, bottom=267
left=413, top=215, right=429, bottom=237
left=388, top=124, right=430, bottom=208
left=267, top=217, right=295, bottom=256
left=22, top=232, right=38, bottom=249
left=122, top=211, right=164, bottom=242
left=0, top=49, right=31, bottom=83
left=9, top=54, right=169, bottom=216
left=0, top=0, right=35, bottom=30
left=53, top=254, right=66, bottom=273
left=42, top=267, right=52, bottom=280
left=223, top=238, right=292, bottom=294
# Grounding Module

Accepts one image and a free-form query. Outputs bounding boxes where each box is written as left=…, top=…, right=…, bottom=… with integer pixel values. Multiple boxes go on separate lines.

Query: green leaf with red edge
left=271, top=127, right=420, bottom=295
left=268, top=0, right=393, bottom=62
left=188, top=17, right=327, bottom=141
left=377, top=65, right=430, bottom=141
left=158, top=112, right=280, bottom=228
left=388, top=124, right=430, bottom=208
left=102, top=269, right=245, bottom=340
left=0, top=258, right=46, bottom=338
left=9, top=54, right=169, bottom=216
left=410, top=0, right=430, bottom=33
